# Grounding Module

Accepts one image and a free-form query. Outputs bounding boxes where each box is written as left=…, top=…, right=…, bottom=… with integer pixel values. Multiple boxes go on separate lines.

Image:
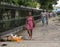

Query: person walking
left=49, top=12, right=53, bottom=17
left=41, top=10, right=47, bottom=26
left=53, top=11, right=57, bottom=17
left=46, top=10, right=49, bottom=25
left=26, top=12, right=35, bottom=40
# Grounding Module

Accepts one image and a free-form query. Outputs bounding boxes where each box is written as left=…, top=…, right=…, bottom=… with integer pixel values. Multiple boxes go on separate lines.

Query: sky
left=56, top=0, right=60, bottom=7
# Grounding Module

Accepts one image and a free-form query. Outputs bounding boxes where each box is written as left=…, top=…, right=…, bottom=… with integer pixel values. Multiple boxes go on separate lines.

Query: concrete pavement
left=0, top=17, right=60, bottom=47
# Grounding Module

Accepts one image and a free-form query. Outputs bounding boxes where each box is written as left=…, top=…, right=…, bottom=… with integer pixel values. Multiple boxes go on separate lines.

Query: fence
left=0, top=4, right=42, bottom=35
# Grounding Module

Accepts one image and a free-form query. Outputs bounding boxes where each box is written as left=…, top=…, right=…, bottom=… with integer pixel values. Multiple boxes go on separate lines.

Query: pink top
left=26, top=16, right=33, bottom=30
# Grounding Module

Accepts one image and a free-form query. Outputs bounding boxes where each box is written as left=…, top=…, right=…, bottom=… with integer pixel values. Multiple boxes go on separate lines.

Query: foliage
left=0, top=0, right=58, bottom=9
left=18, top=0, right=39, bottom=8
left=0, top=0, right=39, bottom=8
left=37, top=0, right=58, bottom=9
left=26, top=1, right=38, bottom=8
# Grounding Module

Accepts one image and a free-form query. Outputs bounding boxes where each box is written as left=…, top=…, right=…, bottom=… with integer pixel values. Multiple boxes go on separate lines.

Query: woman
left=26, top=12, right=35, bottom=39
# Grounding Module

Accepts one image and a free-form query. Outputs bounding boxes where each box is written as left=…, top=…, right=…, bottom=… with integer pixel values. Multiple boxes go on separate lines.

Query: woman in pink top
left=26, top=12, right=35, bottom=39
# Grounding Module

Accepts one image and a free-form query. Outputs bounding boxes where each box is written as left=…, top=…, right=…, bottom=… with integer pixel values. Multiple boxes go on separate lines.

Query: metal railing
left=0, top=15, right=41, bottom=33
left=0, top=15, right=41, bottom=37
left=0, top=4, right=42, bottom=36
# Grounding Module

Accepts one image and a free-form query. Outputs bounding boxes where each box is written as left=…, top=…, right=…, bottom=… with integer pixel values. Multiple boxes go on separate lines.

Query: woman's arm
left=32, top=16, right=35, bottom=27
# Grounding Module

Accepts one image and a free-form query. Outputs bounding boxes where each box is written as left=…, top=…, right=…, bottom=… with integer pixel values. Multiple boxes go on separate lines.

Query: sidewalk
left=16, top=17, right=60, bottom=41
left=0, top=17, right=60, bottom=47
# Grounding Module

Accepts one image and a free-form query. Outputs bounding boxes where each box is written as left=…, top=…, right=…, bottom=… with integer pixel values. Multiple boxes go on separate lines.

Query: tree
left=37, top=0, right=58, bottom=10
left=18, top=0, right=39, bottom=8
left=0, top=0, right=40, bottom=8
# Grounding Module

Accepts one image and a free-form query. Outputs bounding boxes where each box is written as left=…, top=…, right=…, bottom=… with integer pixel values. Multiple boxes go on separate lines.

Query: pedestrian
left=41, top=10, right=47, bottom=26
left=53, top=11, right=57, bottom=17
left=50, top=12, right=53, bottom=17
left=46, top=10, right=49, bottom=25
left=26, top=12, right=35, bottom=39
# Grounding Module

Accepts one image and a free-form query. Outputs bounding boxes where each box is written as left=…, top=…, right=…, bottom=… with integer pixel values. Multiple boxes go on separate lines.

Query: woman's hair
left=28, top=11, right=32, bottom=16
